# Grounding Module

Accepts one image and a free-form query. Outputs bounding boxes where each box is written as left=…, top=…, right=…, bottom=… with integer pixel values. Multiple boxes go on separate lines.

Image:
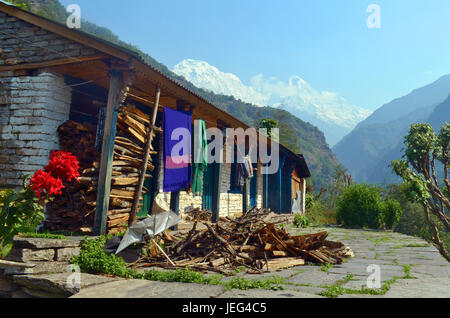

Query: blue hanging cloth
left=163, top=108, right=192, bottom=192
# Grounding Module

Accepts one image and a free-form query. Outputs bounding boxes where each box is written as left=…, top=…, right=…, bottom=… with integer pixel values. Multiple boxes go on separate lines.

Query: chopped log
left=267, top=258, right=305, bottom=271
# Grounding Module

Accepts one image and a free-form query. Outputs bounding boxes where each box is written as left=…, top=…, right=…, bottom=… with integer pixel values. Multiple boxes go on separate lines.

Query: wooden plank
left=129, top=86, right=161, bottom=226
left=94, top=70, right=123, bottom=236
left=267, top=258, right=305, bottom=271
left=0, top=54, right=108, bottom=71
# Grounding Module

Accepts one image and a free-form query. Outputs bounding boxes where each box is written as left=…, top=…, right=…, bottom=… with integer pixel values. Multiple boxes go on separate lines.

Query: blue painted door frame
left=268, top=155, right=286, bottom=214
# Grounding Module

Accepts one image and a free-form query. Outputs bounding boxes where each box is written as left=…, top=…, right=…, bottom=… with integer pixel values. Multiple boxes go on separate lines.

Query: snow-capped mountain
left=173, top=59, right=372, bottom=146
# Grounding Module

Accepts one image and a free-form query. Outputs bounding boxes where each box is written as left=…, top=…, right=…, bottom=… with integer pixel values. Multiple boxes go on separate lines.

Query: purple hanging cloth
left=163, top=108, right=192, bottom=192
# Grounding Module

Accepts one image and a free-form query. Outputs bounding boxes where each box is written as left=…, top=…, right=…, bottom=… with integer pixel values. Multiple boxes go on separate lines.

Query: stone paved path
left=72, top=226, right=450, bottom=298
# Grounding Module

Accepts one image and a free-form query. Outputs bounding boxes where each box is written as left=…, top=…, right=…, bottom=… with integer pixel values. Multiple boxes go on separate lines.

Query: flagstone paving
left=71, top=226, right=449, bottom=298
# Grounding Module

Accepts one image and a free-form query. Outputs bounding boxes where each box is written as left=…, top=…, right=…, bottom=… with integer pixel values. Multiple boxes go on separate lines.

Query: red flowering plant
left=0, top=150, right=80, bottom=259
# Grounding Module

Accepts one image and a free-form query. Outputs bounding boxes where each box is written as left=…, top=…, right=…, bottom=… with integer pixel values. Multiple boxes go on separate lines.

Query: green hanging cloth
left=192, top=119, right=208, bottom=195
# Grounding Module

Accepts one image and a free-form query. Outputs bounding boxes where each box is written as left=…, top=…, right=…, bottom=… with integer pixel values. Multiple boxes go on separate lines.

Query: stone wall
left=0, top=71, right=71, bottom=189
left=0, top=9, right=103, bottom=189
left=0, top=10, right=99, bottom=67
left=154, top=136, right=252, bottom=218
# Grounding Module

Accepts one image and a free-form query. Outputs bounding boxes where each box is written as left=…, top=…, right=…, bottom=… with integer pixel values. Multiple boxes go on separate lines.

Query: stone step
left=0, top=260, right=36, bottom=275
left=12, top=273, right=121, bottom=298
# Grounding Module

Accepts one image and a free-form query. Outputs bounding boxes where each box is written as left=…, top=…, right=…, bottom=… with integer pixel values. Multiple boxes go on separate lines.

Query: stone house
left=0, top=2, right=311, bottom=235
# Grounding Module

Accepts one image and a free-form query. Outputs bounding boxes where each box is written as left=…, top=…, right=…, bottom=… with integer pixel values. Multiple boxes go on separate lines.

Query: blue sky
left=60, top=0, right=450, bottom=111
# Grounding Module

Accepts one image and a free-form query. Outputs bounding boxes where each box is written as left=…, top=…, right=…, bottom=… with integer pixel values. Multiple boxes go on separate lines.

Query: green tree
left=258, top=119, right=278, bottom=138
left=391, top=123, right=450, bottom=261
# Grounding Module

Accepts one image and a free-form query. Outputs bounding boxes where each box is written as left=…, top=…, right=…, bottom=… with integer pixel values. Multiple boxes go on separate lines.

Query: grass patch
left=318, top=264, right=418, bottom=298
left=403, top=243, right=429, bottom=248
left=71, top=236, right=286, bottom=291
left=402, top=265, right=416, bottom=279
left=320, top=263, right=333, bottom=272
left=319, top=277, right=397, bottom=298
left=19, top=232, right=67, bottom=240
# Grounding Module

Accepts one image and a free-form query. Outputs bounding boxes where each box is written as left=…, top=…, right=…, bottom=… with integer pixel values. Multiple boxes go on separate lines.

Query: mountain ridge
left=173, top=59, right=372, bottom=147
left=334, top=75, right=450, bottom=184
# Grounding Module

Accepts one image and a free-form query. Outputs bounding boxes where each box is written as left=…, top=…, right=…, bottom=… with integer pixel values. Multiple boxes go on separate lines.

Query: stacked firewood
left=107, top=105, right=160, bottom=235
left=44, top=121, right=100, bottom=233
left=137, top=209, right=354, bottom=275
left=44, top=105, right=160, bottom=235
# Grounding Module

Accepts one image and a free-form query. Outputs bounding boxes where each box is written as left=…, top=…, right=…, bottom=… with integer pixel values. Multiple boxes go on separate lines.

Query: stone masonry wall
left=154, top=136, right=250, bottom=218
left=0, top=71, right=71, bottom=189
left=0, top=11, right=99, bottom=67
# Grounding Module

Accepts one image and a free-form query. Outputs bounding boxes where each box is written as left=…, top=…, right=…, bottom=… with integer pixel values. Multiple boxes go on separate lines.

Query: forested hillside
left=334, top=75, right=450, bottom=184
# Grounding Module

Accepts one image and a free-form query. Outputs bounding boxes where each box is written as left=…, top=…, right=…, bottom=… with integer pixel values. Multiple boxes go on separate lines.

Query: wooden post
left=170, top=191, right=180, bottom=230
left=243, top=179, right=249, bottom=214
left=94, top=70, right=123, bottom=236
left=301, top=178, right=306, bottom=216
left=129, top=86, right=161, bottom=226
left=212, top=162, right=222, bottom=223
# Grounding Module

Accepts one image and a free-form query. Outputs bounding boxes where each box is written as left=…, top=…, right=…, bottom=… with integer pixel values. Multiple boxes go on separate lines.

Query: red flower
left=45, top=150, right=80, bottom=182
left=29, top=169, right=65, bottom=198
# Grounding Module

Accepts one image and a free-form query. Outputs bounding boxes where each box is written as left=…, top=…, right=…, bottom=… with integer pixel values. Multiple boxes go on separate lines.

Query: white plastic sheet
left=115, top=211, right=181, bottom=254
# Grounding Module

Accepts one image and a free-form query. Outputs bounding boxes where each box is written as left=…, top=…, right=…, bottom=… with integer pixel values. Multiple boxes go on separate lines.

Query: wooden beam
left=129, top=86, right=161, bottom=226
left=0, top=54, right=108, bottom=71
left=94, top=70, right=123, bottom=236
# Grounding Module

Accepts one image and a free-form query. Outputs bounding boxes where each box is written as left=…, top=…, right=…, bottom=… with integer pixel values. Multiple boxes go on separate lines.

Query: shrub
left=380, top=199, right=403, bottom=229
left=293, top=214, right=310, bottom=228
left=305, top=194, right=337, bottom=225
left=336, top=184, right=384, bottom=229
left=0, top=183, right=45, bottom=258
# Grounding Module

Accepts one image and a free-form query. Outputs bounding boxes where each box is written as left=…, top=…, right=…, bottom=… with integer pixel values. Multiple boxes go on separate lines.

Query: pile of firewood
left=44, top=105, right=160, bottom=235
left=137, top=210, right=354, bottom=275
left=44, top=121, right=100, bottom=233
left=107, top=105, right=160, bottom=235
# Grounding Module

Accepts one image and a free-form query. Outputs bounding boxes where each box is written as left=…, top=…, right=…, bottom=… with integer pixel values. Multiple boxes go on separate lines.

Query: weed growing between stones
left=318, top=263, right=418, bottom=298
left=18, top=232, right=67, bottom=240
left=320, top=263, right=333, bottom=272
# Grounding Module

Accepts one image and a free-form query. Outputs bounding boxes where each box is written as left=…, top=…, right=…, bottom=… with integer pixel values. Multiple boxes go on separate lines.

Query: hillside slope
left=427, top=94, right=450, bottom=130
left=334, top=75, right=450, bottom=183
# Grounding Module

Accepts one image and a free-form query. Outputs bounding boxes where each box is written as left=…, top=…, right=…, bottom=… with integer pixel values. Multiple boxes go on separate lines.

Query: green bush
left=336, top=184, right=384, bottom=229
left=305, top=193, right=337, bottom=225
left=293, top=214, right=310, bottom=228
left=0, top=185, right=44, bottom=258
left=71, top=236, right=134, bottom=278
left=380, top=199, right=403, bottom=229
